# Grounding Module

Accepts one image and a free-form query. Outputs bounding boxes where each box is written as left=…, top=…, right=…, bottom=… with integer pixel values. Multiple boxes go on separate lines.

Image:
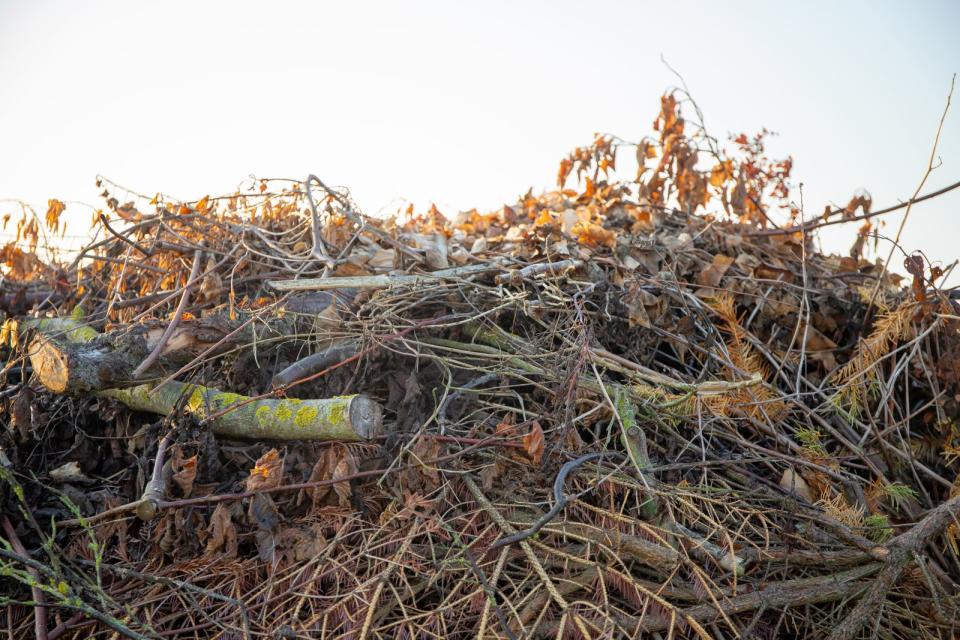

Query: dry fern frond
left=817, top=491, right=864, bottom=529
left=709, top=294, right=766, bottom=375
left=833, top=302, right=916, bottom=415
left=706, top=294, right=787, bottom=421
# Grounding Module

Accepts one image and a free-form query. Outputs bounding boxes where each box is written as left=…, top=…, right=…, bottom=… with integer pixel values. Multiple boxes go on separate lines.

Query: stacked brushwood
left=2, top=123, right=960, bottom=638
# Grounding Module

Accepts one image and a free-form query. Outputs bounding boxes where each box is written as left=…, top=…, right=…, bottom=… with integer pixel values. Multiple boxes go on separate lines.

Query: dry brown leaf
left=479, top=462, right=499, bottom=492
left=495, top=413, right=516, bottom=438
left=300, top=445, right=343, bottom=507
left=331, top=456, right=355, bottom=506
left=172, top=453, right=198, bottom=498
left=408, top=436, right=443, bottom=490
left=709, top=160, right=734, bottom=188
left=205, top=503, right=238, bottom=559
left=49, top=461, right=92, bottom=484
left=572, top=220, right=615, bottom=248
left=754, top=263, right=796, bottom=284
left=803, top=326, right=839, bottom=371
left=780, top=467, right=814, bottom=502
left=10, top=385, right=33, bottom=441
left=523, top=421, right=545, bottom=466
left=697, top=254, right=734, bottom=288
left=276, top=524, right=328, bottom=562
left=45, top=199, right=66, bottom=232
left=246, top=448, right=284, bottom=492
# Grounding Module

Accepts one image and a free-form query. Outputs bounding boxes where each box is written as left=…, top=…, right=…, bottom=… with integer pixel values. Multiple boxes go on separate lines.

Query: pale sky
left=1, top=1, right=958, bottom=279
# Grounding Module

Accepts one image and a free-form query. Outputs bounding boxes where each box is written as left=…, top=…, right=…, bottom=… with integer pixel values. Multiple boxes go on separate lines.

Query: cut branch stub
left=26, top=293, right=348, bottom=393
left=29, top=331, right=142, bottom=394
left=99, top=382, right=383, bottom=441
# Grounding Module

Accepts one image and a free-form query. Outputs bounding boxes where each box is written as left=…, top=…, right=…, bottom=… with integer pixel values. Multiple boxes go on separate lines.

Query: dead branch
left=828, top=493, right=960, bottom=640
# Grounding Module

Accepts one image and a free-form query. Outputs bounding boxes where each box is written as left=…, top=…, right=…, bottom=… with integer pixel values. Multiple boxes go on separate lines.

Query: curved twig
left=489, top=452, right=614, bottom=550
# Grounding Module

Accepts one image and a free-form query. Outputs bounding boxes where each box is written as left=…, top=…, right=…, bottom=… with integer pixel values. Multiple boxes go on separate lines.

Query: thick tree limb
left=827, top=493, right=960, bottom=640
left=26, top=308, right=384, bottom=442
left=25, top=293, right=345, bottom=393
left=268, top=261, right=505, bottom=291
left=99, top=383, right=382, bottom=441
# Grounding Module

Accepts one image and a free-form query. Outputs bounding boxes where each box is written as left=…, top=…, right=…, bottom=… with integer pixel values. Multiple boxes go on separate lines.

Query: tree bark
left=25, top=292, right=345, bottom=393
left=99, top=383, right=382, bottom=441
left=24, top=303, right=384, bottom=442
left=827, top=493, right=960, bottom=640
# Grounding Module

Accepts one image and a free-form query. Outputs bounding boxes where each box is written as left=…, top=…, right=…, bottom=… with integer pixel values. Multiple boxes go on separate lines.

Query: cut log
left=24, top=306, right=385, bottom=442
left=30, top=331, right=136, bottom=394
left=25, top=292, right=351, bottom=393
left=99, top=383, right=382, bottom=441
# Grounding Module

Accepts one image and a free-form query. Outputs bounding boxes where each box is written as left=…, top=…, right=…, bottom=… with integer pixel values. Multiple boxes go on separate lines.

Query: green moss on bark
left=99, top=382, right=382, bottom=441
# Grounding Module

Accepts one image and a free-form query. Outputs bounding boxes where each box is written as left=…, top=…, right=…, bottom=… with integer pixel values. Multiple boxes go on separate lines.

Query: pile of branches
left=1, top=93, right=959, bottom=640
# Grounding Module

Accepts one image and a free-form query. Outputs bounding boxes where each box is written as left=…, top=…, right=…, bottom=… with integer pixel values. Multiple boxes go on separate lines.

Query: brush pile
left=1, top=94, right=959, bottom=639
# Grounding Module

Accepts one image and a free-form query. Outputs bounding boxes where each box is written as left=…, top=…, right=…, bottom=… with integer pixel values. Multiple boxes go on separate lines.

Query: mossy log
left=24, top=305, right=384, bottom=441
left=99, top=383, right=382, bottom=441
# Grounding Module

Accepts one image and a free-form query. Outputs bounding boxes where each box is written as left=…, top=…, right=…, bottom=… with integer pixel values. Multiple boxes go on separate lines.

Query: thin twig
left=131, top=243, right=204, bottom=378
left=746, top=177, right=960, bottom=237
left=0, top=515, right=48, bottom=640
left=866, top=74, right=954, bottom=314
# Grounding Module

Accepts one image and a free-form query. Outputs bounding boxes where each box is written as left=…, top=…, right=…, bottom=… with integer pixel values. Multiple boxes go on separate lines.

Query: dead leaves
left=10, top=385, right=34, bottom=441
left=246, top=448, right=283, bottom=492
left=556, top=134, right=616, bottom=190
left=710, top=160, right=734, bottom=188
left=697, top=254, right=734, bottom=289
left=904, top=253, right=927, bottom=303
left=331, top=454, right=356, bottom=505
left=194, top=195, right=211, bottom=214
left=300, top=445, right=358, bottom=509
left=557, top=157, right=574, bottom=188
left=495, top=415, right=546, bottom=467
left=205, top=503, right=238, bottom=559
left=0, top=243, right=47, bottom=281
left=405, top=437, right=445, bottom=494
left=243, top=448, right=285, bottom=561
left=571, top=219, right=616, bottom=248
left=522, top=420, right=545, bottom=466
left=45, top=199, right=66, bottom=234
left=171, top=450, right=198, bottom=498
left=842, top=192, right=872, bottom=219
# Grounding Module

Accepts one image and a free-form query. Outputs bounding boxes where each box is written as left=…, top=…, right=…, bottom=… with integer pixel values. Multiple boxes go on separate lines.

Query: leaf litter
left=0, top=90, right=959, bottom=639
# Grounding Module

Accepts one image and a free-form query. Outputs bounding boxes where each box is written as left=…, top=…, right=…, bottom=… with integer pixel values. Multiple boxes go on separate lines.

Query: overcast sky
left=1, top=0, right=958, bottom=279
